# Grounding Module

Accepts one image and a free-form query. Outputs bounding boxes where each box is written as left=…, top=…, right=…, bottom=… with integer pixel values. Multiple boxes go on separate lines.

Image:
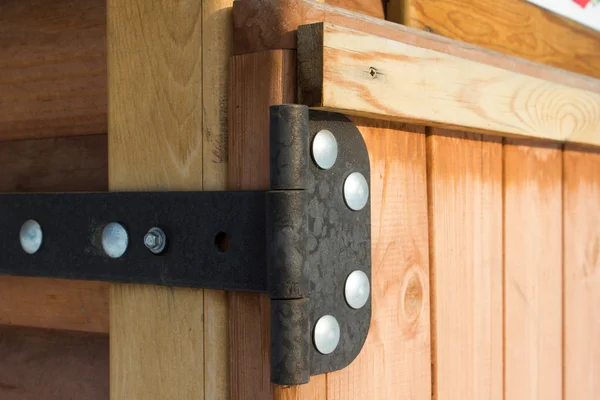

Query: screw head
left=345, top=270, right=370, bottom=309
left=20, top=220, right=43, bottom=254
left=312, top=129, right=338, bottom=170
left=102, top=222, right=128, bottom=258
left=144, top=227, right=166, bottom=254
left=343, top=172, right=369, bottom=211
left=313, top=315, right=340, bottom=355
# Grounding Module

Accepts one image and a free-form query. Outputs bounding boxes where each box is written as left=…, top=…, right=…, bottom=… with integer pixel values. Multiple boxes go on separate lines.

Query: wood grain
left=0, top=135, right=107, bottom=193
left=232, top=0, right=600, bottom=94
left=504, top=140, right=562, bottom=400
left=0, top=0, right=106, bottom=141
left=0, top=326, right=108, bottom=400
left=563, top=146, right=600, bottom=400
left=401, top=0, right=600, bottom=79
left=202, top=0, right=234, bottom=396
left=427, top=130, right=503, bottom=400
left=317, top=0, right=384, bottom=19
left=108, top=0, right=228, bottom=398
left=0, top=134, right=109, bottom=333
left=325, top=119, right=431, bottom=400
left=297, top=23, right=600, bottom=146
left=229, top=50, right=297, bottom=400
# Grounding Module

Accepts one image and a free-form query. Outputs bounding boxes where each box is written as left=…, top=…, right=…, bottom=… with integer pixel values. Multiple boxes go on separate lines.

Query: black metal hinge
left=0, top=105, right=372, bottom=386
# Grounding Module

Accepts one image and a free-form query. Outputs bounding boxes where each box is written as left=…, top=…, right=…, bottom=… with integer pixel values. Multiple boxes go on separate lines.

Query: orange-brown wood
left=563, top=146, right=600, bottom=399
left=0, top=326, right=108, bottom=400
left=504, top=140, right=562, bottom=400
left=400, top=0, right=600, bottom=79
left=232, top=0, right=600, bottom=94
left=324, top=119, right=431, bottom=400
left=229, top=50, right=297, bottom=400
left=0, top=0, right=106, bottom=141
left=0, top=134, right=109, bottom=333
left=427, top=130, right=503, bottom=400
left=318, top=0, right=384, bottom=18
left=0, top=135, right=107, bottom=193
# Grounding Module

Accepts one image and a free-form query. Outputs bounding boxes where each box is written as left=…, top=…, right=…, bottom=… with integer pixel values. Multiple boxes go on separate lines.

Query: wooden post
left=107, top=0, right=231, bottom=398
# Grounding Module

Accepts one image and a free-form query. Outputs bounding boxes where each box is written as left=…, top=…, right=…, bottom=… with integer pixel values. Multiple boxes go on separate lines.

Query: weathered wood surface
left=0, top=326, right=108, bottom=400
left=504, top=140, right=562, bottom=400
left=397, top=0, right=600, bottom=79
left=427, top=130, right=503, bottom=400
left=0, top=0, right=106, bottom=141
left=563, top=146, right=600, bottom=400
left=297, top=23, right=600, bottom=146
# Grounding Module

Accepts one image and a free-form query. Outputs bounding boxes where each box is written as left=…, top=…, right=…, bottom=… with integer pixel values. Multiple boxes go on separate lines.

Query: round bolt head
left=345, top=270, right=370, bottom=309
left=144, top=227, right=166, bottom=254
left=343, top=172, right=369, bottom=211
left=313, top=315, right=340, bottom=355
left=312, top=129, right=338, bottom=170
left=20, top=219, right=43, bottom=254
left=102, top=222, right=128, bottom=258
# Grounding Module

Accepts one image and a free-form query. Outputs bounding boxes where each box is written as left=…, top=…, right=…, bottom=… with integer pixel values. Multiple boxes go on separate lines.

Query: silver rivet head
left=313, top=315, right=340, bottom=355
left=345, top=270, right=370, bottom=309
left=20, top=220, right=42, bottom=254
left=312, top=129, right=338, bottom=170
left=102, top=222, right=128, bottom=258
left=343, top=172, right=369, bottom=211
left=144, top=227, right=166, bottom=254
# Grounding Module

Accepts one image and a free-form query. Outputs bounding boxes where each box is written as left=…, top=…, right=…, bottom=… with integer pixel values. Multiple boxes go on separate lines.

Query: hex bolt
left=144, top=227, right=166, bottom=254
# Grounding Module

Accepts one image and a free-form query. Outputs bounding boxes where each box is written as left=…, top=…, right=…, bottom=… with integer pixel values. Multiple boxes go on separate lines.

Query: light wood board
left=297, top=22, right=600, bottom=146
left=0, top=0, right=106, bottom=141
left=396, top=0, right=600, bottom=80
left=108, top=0, right=230, bottom=398
left=563, top=146, right=600, bottom=400
left=504, top=140, right=562, bottom=400
left=427, top=129, right=503, bottom=400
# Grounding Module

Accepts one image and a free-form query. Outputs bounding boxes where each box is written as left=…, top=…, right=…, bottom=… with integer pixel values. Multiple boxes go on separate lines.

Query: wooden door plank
left=202, top=0, right=234, bottom=396
left=0, top=0, right=106, bottom=141
left=397, top=0, right=600, bottom=79
left=297, top=23, right=600, bottom=146
left=0, top=326, right=108, bottom=400
left=563, top=146, right=600, bottom=400
left=427, top=130, right=503, bottom=400
left=0, top=134, right=109, bottom=333
left=228, top=50, right=298, bottom=400
left=325, top=119, right=431, bottom=400
left=108, top=0, right=228, bottom=398
left=504, top=140, right=562, bottom=400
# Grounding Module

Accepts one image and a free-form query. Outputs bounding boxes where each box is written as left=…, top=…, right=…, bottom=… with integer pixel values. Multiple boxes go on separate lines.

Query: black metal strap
left=0, top=106, right=371, bottom=386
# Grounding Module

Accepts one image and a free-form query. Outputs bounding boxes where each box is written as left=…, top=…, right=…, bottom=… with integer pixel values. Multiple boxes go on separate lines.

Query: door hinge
left=0, top=105, right=372, bottom=386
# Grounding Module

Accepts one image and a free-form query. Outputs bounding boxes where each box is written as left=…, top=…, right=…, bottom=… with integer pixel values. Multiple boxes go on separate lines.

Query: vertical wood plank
left=563, top=147, right=600, bottom=400
left=228, top=50, right=297, bottom=400
left=504, top=140, right=562, bottom=400
left=325, top=120, right=431, bottom=400
left=108, top=0, right=228, bottom=398
left=427, top=130, right=503, bottom=400
left=203, top=0, right=233, bottom=397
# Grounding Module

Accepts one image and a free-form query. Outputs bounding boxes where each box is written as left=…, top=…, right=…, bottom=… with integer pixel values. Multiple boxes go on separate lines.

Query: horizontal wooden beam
left=298, top=23, right=600, bottom=146
left=0, top=0, right=106, bottom=141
